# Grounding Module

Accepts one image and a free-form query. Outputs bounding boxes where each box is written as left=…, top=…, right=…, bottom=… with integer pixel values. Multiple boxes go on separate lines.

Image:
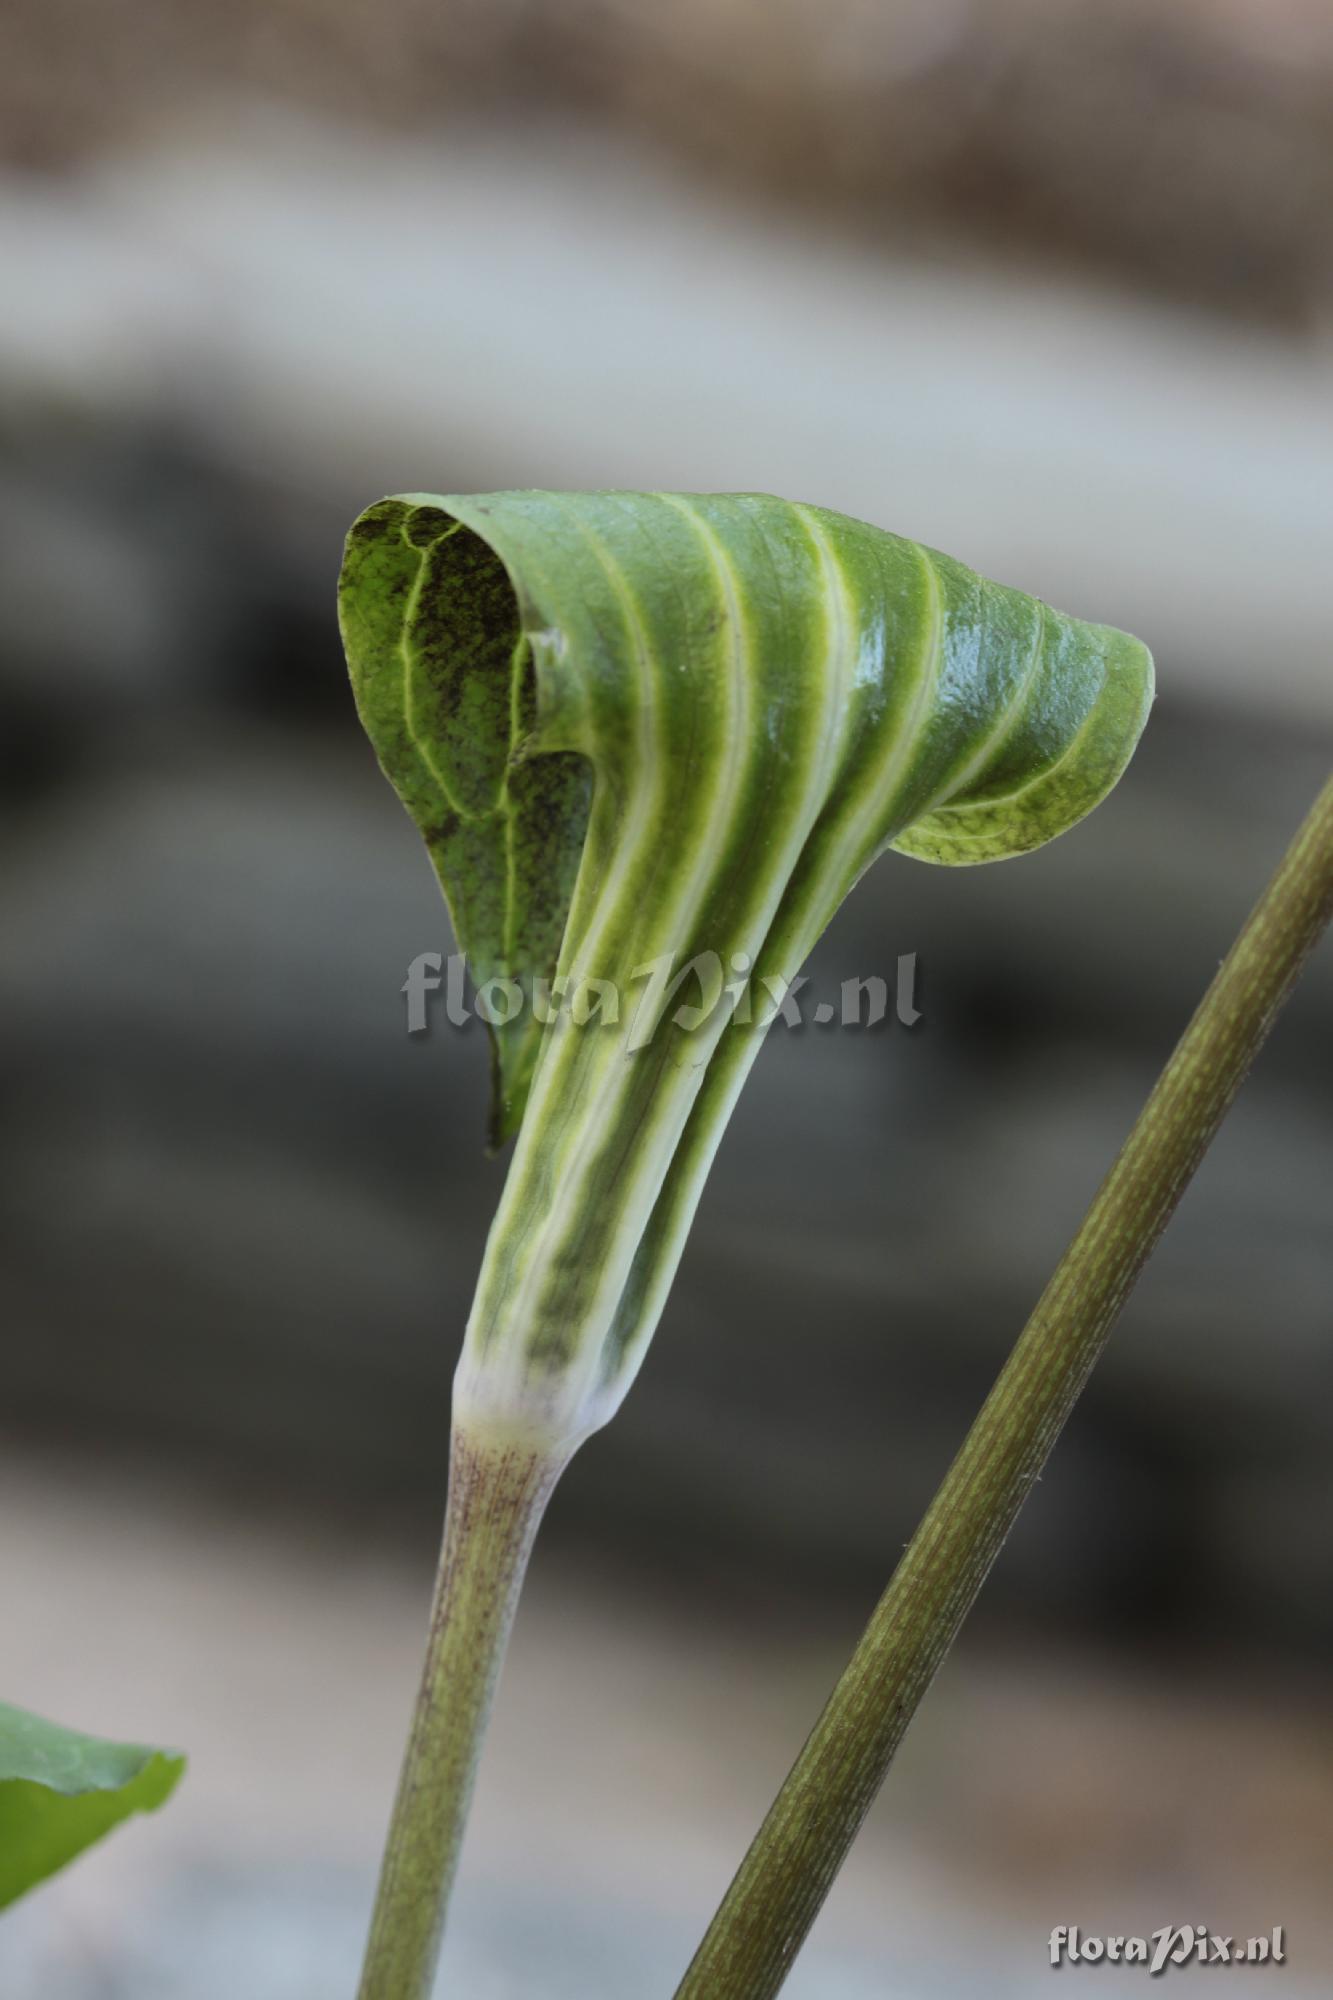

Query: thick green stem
left=357, top=1425, right=568, bottom=2000
left=676, top=774, right=1333, bottom=2000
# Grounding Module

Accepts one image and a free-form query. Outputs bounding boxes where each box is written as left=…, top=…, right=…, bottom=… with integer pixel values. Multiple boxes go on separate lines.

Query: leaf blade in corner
left=0, top=1699, right=185, bottom=1908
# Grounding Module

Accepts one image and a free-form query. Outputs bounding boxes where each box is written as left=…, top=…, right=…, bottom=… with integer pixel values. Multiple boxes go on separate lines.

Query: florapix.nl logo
left=1049, top=1925, right=1286, bottom=1974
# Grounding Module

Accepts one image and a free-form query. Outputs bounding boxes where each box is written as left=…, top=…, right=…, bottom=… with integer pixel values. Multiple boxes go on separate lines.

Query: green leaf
left=0, top=1700, right=185, bottom=1908
left=339, top=490, right=1153, bottom=1448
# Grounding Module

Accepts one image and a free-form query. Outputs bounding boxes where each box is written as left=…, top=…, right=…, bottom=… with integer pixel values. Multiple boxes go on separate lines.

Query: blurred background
left=1, top=1, right=1331, bottom=1993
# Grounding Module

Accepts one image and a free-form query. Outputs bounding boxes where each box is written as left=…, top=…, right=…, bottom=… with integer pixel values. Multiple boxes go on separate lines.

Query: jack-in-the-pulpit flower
left=337, top=489, right=1153, bottom=2000
left=342, top=490, right=1151, bottom=1449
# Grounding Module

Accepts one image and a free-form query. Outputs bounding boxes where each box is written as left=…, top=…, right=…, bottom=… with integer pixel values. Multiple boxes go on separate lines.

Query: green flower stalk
left=338, top=490, right=1153, bottom=1997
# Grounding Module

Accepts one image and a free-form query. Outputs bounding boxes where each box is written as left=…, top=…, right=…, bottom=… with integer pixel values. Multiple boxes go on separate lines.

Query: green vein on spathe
left=399, top=518, right=462, bottom=813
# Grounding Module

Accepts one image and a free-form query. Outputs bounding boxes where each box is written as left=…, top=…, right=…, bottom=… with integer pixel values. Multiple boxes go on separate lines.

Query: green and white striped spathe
left=339, top=491, right=1153, bottom=1449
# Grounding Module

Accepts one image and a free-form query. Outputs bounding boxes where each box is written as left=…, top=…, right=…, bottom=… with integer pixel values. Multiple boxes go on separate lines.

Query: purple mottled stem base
left=357, top=1426, right=569, bottom=2000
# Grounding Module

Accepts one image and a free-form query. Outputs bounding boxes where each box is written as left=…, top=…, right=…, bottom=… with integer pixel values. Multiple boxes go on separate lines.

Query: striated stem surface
left=357, top=1426, right=568, bottom=2000
left=676, top=774, right=1333, bottom=2000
